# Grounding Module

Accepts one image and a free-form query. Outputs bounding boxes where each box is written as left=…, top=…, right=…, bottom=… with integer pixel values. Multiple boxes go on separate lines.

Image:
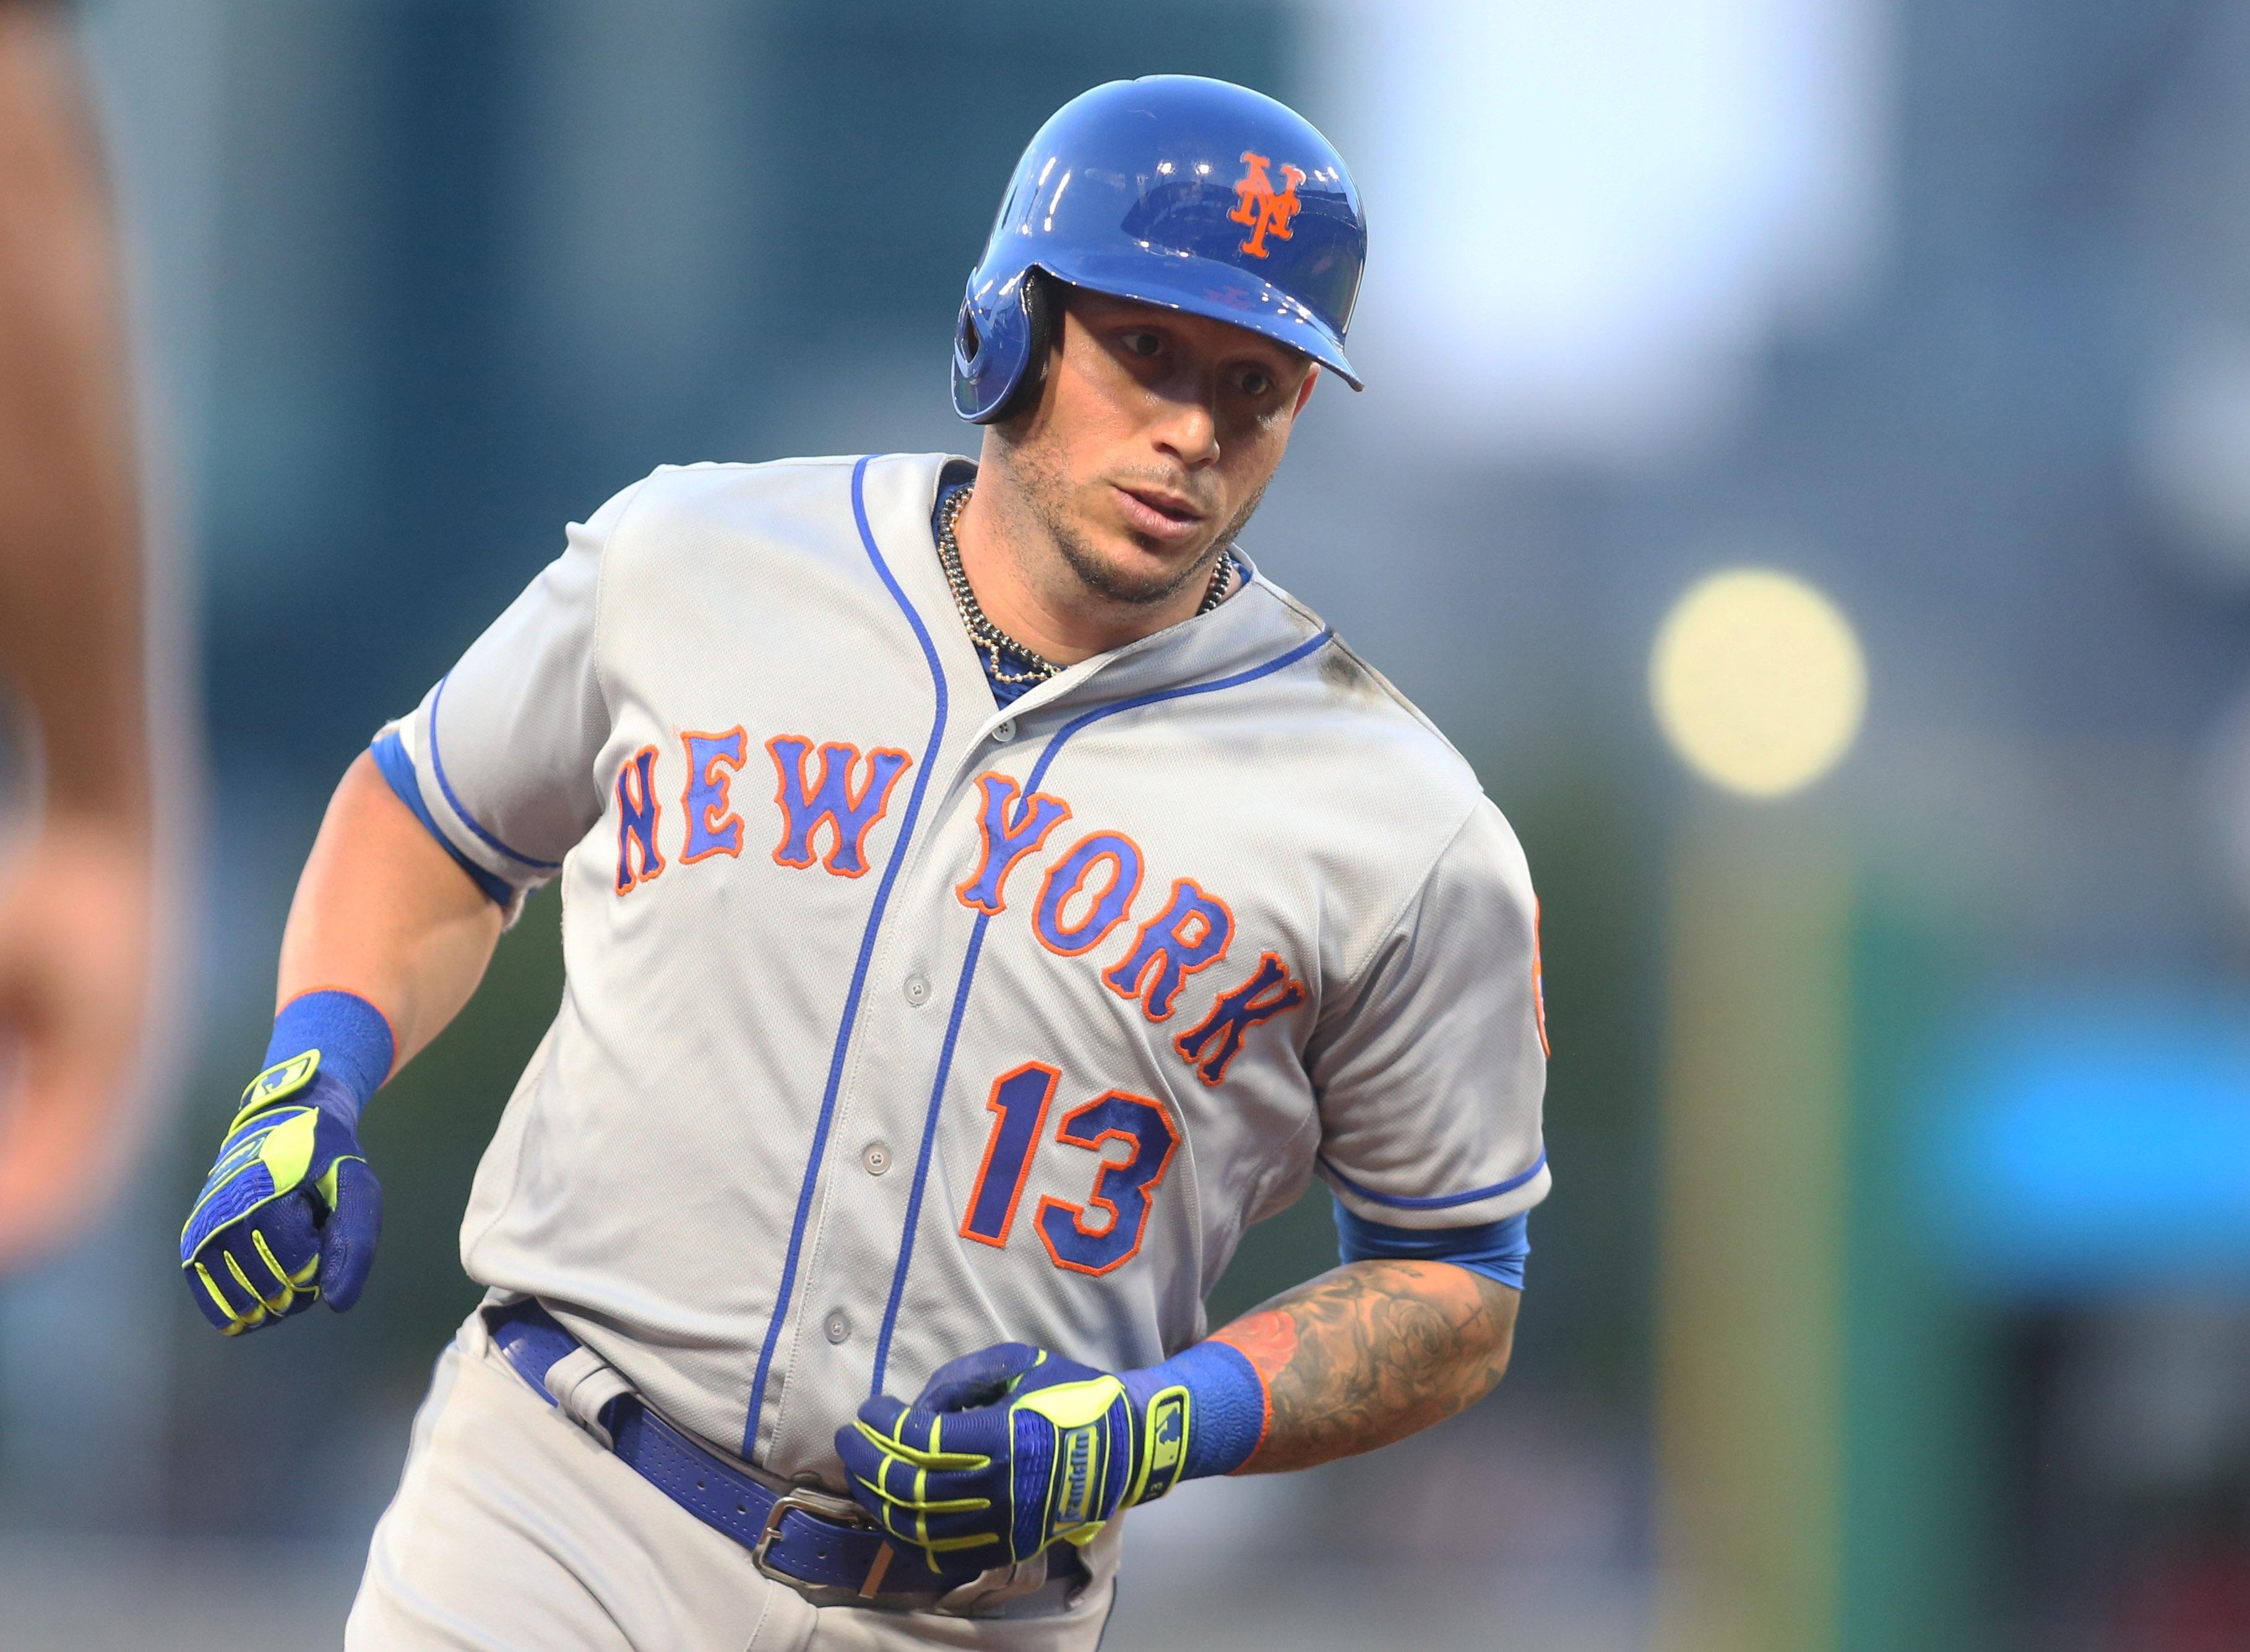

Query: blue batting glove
left=178, top=1051, right=382, bottom=1335
left=838, top=1338, right=1256, bottom=1576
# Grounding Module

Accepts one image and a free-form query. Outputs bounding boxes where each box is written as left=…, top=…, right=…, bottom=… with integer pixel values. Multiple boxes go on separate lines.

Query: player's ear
left=1292, top=363, right=1320, bottom=417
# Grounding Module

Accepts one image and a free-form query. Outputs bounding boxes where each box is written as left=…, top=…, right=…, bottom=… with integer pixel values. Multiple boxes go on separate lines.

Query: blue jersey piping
left=868, top=624, right=1335, bottom=1397
left=745, top=456, right=950, bottom=1458
left=1317, top=1147, right=1548, bottom=1210
left=428, top=673, right=562, bottom=871
left=869, top=910, right=992, bottom=1393
left=368, top=728, right=515, bottom=907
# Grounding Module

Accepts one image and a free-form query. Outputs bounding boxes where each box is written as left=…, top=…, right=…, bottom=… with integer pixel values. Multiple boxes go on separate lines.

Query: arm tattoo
left=1210, top=1259, right=1519, bottom=1474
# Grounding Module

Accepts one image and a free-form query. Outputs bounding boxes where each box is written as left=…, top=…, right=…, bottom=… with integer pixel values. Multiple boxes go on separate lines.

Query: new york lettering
left=959, top=770, right=1307, bottom=1083
left=610, top=741, right=1308, bottom=1081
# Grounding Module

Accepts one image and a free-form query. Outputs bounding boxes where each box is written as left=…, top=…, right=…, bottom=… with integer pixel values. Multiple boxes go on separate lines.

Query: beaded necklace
left=935, top=484, right=1235, bottom=688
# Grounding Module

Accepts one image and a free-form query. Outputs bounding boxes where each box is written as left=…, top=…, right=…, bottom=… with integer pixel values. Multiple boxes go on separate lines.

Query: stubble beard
left=1004, top=429, right=1269, bottom=610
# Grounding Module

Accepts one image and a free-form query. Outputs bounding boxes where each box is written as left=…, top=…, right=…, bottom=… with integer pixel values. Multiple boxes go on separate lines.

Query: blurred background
left=5, top=0, right=2250, bottom=1647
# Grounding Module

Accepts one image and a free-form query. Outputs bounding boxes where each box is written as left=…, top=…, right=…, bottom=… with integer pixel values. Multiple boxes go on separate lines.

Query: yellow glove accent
left=848, top=1416, right=991, bottom=1474
left=194, top=1262, right=256, bottom=1335
left=1017, top=1376, right=1128, bottom=1542
left=255, top=1108, right=319, bottom=1195
left=1014, top=1374, right=1126, bottom=1431
left=225, top=1049, right=322, bottom=1134
left=1129, top=1385, right=1193, bottom=1508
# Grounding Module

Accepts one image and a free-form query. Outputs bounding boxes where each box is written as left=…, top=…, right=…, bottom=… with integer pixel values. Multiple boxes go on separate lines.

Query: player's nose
left=1147, top=392, right=1221, bottom=469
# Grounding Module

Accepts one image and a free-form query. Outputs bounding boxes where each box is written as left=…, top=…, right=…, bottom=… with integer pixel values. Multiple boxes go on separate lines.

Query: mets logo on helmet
left=1229, top=151, right=1304, bottom=258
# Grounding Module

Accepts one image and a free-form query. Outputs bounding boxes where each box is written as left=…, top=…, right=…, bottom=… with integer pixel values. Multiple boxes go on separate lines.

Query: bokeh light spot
left=1650, top=567, right=1867, bottom=798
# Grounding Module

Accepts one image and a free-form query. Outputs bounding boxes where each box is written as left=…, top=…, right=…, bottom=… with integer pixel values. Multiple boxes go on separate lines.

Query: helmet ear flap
left=987, top=269, right=1054, bottom=426
left=951, top=285, right=992, bottom=420
left=1018, top=269, right=1053, bottom=398
left=952, top=266, right=1059, bottom=424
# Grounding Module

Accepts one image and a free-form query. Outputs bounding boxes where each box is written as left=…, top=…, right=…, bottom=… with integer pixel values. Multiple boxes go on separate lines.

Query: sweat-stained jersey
left=377, top=451, right=1551, bottom=1485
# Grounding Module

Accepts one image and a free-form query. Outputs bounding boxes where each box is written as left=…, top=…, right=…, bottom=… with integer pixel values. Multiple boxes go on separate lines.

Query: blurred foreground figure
left=0, top=0, right=152, bottom=1268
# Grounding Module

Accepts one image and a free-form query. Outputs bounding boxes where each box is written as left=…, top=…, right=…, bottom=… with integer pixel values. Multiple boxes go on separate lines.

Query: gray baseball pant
left=347, top=1312, right=1119, bottom=1651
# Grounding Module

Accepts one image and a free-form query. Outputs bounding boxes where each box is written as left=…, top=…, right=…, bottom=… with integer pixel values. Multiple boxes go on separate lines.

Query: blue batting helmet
left=952, top=75, right=1368, bottom=424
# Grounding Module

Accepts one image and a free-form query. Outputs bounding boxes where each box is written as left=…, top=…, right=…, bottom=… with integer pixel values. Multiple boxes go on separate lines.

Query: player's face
left=998, top=286, right=1319, bottom=609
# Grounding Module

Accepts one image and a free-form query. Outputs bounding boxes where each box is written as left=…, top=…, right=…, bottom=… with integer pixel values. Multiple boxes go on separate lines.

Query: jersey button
left=991, top=718, right=1016, bottom=742
left=903, top=973, right=931, bottom=1007
left=861, top=1142, right=892, bottom=1176
left=824, top=1311, right=851, bottom=1345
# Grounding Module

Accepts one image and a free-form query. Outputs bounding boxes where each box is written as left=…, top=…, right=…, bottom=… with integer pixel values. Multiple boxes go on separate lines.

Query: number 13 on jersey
left=960, top=1062, right=1181, bottom=1276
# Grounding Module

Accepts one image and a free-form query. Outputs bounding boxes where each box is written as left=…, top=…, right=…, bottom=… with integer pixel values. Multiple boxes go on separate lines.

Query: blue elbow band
left=1334, top=1196, right=1530, bottom=1291
left=370, top=729, right=514, bottom=908
left=1123, top=1337, right=1268, bottom=1481
left=262, top=988, right=395, bottom=1126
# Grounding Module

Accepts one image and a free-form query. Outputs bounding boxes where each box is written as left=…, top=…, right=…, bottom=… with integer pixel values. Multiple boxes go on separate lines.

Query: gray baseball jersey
left=378, top=450, right=1550, bottom=1484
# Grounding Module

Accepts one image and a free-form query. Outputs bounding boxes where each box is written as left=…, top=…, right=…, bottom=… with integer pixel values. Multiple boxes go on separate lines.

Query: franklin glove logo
left=1058, top=1422, right=1101, bottom=1526
left=1229, top=151, right=1304, bottom=258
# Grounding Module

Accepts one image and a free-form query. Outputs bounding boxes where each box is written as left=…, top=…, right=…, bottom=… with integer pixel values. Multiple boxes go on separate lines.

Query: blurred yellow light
left=1650, top=568, right=1866, bottom=798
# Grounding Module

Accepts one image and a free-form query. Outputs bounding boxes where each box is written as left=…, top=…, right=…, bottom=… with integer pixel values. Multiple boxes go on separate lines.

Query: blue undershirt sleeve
left=1332, top=1195, right=1530, bottom=1290
left=369, top=728, right=515, bottom=908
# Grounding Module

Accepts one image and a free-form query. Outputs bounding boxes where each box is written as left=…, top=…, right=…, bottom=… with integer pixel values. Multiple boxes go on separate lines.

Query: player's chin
left=1076, top=504, right=1222, bottom=595
left=1077, top=530, right=1218, bottom=606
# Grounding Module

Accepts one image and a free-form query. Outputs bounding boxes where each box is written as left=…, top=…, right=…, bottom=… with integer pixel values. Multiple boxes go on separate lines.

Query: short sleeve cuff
left=370, top=725, right=529, bottom=918
left=1317, top=1147, right=1551, bottom=1230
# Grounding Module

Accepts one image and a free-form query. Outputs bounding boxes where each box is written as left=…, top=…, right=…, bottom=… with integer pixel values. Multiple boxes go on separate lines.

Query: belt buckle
left=751, top=1488, right=874, bottom=1587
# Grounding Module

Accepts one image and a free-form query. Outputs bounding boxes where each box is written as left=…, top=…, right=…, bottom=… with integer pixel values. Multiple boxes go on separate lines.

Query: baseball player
left=179, top=76, right=1550, bottom=1650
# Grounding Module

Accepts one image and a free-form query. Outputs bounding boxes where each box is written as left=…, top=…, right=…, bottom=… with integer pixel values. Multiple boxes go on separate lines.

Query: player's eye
left=1120, top=330, right=1163, bottom=359
left=1236, top=367, right=1275, bottom=398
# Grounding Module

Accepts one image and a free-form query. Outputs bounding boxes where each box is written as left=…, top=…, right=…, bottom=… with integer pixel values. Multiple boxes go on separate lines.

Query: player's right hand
left=178, top=1052, right=382, bottom=1335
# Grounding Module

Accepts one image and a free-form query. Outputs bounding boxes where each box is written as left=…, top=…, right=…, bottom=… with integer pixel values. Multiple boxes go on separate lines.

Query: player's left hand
left=837, top=1341, right=1188, bottom=1575
left=178, top=1052, right=382, bottom=1335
